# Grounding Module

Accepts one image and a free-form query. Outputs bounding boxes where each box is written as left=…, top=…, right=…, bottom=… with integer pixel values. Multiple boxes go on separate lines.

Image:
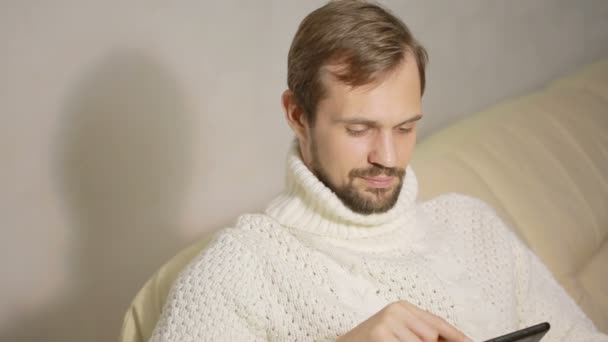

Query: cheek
left=398, top=132, right=417, bottom=165
left=316, top=130, right=370, bottom=182
left=334, top=136, right=374, bottom=180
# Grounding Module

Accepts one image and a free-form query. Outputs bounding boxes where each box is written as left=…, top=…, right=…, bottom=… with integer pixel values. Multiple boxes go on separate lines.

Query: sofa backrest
left=412, top=59, right=608, bottom=332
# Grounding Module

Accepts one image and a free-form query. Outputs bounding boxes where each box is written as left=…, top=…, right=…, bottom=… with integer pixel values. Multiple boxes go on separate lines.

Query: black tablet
left=483, top=322, right=550, bottom=342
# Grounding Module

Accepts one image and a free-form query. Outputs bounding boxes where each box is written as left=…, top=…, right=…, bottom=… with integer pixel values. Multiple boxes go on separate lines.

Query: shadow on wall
left=1, top=49, right=198, bottom=341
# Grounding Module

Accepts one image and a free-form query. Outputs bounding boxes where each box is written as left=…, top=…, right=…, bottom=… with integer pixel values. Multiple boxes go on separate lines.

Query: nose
left=368, top=131, right=397, bottom=168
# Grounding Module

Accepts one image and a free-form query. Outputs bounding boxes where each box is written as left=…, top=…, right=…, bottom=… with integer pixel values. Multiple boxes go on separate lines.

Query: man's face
left=296, top=56, right=422, bottom=214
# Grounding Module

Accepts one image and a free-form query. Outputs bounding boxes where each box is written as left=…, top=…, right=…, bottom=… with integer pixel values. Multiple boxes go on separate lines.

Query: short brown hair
left=287, top=0, right=428, bottom=124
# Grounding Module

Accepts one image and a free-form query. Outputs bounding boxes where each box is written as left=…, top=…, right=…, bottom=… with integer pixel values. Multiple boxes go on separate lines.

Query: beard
left=310, top=141, right=406, bottom=215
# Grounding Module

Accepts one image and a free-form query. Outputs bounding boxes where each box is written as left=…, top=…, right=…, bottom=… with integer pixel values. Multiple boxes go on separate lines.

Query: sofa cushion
left=120, top=235, right=214, bottom=342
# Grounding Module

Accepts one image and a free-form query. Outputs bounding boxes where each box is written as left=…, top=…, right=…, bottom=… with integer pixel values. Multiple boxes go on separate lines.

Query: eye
left=346, top=125, right=369, bottom=136
left=397, top=126, right=414, bottom=134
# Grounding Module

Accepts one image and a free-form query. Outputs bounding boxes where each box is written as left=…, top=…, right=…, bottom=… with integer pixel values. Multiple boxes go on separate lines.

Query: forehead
left=317, top=56, right=422, bottom=123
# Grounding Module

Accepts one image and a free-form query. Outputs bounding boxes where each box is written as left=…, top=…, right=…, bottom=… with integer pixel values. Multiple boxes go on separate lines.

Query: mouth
left=360, top=176, right=396, bottom=189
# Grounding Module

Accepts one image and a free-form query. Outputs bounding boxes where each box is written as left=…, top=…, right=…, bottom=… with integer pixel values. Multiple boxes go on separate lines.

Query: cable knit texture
left=150, top=146, right=606, bottom=342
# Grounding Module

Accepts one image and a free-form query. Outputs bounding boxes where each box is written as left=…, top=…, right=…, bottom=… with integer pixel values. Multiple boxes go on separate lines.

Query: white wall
left=0, top=1, right=606, bottom=341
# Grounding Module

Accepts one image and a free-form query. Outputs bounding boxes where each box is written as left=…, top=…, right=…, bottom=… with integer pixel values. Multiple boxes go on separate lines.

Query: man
left=150, top=1, right=606, bottom=341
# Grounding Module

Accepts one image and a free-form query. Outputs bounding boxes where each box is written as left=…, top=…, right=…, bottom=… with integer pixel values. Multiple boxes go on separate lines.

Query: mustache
left=349, top=165, right=406, bottom=179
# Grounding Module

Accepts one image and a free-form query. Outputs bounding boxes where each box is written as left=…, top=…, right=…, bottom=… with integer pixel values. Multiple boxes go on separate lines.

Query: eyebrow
left=336, top=114, right=423, bottom=128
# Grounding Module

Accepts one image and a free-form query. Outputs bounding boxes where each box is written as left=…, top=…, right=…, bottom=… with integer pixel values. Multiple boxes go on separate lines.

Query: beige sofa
left=411, top=59, right=608, bottom=332
left=120, top=59, right=608, bottom=341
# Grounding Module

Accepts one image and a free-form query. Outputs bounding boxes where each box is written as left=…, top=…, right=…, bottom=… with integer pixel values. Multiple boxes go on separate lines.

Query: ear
left=282, top=89, right=310, bottom=142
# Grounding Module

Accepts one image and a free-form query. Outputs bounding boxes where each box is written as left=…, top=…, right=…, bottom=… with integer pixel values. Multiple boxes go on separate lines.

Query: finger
left=395, top=309, right=438, bottom=342
left=380, top=302, right=429, bottom=341
left=398, top=301, right=470, bottom=342
left=392, top=324, right=423, bottom=342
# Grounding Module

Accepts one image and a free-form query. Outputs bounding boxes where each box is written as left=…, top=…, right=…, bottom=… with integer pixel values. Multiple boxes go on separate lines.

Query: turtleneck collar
left=265, top=142, right=418, bottom=239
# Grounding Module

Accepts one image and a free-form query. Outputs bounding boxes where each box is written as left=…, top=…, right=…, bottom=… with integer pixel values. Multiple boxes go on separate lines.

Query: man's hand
left=337, top=301, right=473, bottom=342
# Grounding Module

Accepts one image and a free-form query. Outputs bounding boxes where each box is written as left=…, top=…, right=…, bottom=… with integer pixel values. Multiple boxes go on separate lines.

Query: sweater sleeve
left=481, top=211, right=608, bottom=341
left=149, top=232, right=268, bottom=342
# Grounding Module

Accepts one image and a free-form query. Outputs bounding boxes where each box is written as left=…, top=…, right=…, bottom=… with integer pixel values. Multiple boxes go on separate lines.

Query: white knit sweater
left=150, top=146, right=606, bottom=342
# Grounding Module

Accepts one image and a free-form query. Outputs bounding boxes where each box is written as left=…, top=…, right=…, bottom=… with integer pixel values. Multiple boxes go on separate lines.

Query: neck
left=265, top=143, right=418, bottom=239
